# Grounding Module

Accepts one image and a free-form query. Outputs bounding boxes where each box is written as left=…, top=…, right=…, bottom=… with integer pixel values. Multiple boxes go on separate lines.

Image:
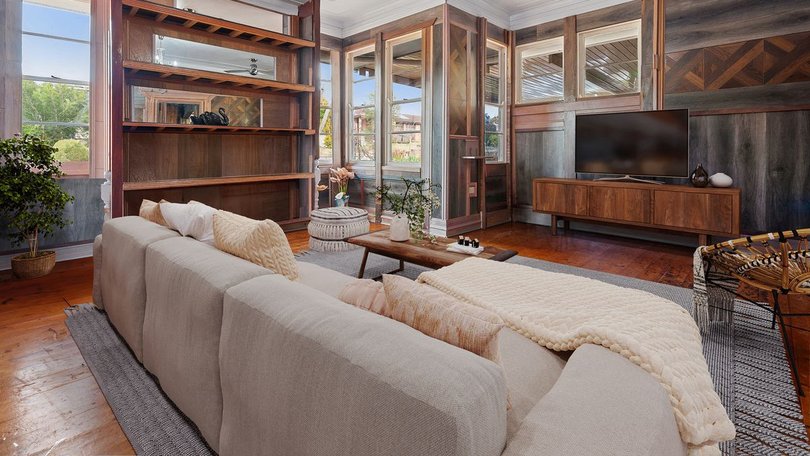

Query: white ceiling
left=250, top=0, right=633, bottom=38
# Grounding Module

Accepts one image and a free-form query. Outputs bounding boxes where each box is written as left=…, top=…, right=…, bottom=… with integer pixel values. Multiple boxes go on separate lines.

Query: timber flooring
left=0, top=222, right=807, bottom=455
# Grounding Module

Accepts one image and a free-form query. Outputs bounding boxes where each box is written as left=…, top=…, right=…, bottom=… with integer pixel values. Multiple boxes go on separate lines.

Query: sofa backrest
left=219, top=274, right=508, bottom=456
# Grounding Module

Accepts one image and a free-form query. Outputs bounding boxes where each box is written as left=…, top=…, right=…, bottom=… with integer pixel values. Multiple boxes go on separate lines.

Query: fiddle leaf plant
left=0, top=135, right=74, bottom=258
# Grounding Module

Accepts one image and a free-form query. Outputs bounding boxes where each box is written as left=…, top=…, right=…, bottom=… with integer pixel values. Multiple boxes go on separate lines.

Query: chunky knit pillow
left=139, top=199, right=167, bottom=226
left=338, top=279, right=387, bottom=313
left=382, top=274, right=504, bottom=364
left=212, top=210, right=298, bottom=280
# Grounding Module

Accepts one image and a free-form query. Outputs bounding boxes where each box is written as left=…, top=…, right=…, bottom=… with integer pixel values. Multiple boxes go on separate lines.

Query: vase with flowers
left=375, top=177, right=440, bottom=241
left=329, top=167, right=354, bottom=207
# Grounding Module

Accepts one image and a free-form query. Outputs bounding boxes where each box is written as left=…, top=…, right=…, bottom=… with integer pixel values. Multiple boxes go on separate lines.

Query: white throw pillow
left=159, top=201, right=216, bottom=245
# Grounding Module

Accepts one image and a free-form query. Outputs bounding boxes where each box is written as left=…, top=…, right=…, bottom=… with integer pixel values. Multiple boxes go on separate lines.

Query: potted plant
left=375, top=177, right=440, bottom=242
left=0, top=135, right=74, bottom=279
left=329, top=167, right=355, bottom=207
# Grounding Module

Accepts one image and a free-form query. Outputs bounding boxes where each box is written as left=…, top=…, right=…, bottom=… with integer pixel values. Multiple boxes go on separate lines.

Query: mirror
left=154, top=35, right=277, bottom=81
left=130, top=86, right=263, bottom=127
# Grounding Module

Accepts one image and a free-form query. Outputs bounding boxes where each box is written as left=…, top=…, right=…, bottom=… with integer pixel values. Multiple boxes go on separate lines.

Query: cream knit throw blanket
left=417, top=258, right=735, bottom=455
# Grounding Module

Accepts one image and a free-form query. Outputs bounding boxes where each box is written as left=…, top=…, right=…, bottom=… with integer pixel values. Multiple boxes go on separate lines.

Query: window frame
left=383, top=30, right=425, bottom=170
left=345, top=43, right=377, bottom=166
left=577, top=20, right=642, bottom=99
left=484, top=39, right=508, bottom=163
left=21, top=1, right=91, bottom=176
left=515, top=36, right=564, bottom=105
left=318, top=47, right=337, bottom=167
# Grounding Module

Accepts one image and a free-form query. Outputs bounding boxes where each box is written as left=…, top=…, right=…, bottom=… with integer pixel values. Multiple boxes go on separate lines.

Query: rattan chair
left=694, top=228, right=810, bottom=396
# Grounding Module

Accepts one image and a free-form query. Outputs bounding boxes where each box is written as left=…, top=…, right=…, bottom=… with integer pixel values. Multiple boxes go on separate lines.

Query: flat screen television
left=575, top=109, right=689, bottom=178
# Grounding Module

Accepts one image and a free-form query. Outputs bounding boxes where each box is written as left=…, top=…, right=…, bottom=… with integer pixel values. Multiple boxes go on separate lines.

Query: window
left=319, top=49, right=334, bottom=164
left=485, top=41, right=507, bottom=163
left=516, top=37, right=563, bottom=104
left=21, top=1, right=91, bottom=176
left=347, top=45, right=376, bottom=163
left=578, top=20, right=641, bottom=98
left=385, top=31, right=424, bottom=166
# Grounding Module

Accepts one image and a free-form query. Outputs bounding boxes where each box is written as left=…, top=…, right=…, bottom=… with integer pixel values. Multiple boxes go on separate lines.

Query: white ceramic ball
left=709, top=173, right=733, bottom=187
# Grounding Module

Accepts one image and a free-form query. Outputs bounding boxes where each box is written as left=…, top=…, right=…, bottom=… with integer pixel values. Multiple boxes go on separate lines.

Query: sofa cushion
left=159, top=200, right=216, bottom=244
left=498, top=328, right=566, bottom=439
left=296, top=261, right=355, bottom=297
left=219, top=275, right=508, bottom=456
left=502, top=344, right=686, bottom=456
left=142, top=237, right=272, bottom=452
left=100, top=216, right=180, bottom=361
left=138, top=199, right=167, bottom=226
left=338, top=278, right=387, bottom=313
left=383, top=274, right=504, bottom=364
left=213, top=210, right=298, bottom=280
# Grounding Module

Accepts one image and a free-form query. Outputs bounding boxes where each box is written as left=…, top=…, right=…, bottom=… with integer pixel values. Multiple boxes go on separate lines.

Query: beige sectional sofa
left=93, top=216, right=687, bottom=456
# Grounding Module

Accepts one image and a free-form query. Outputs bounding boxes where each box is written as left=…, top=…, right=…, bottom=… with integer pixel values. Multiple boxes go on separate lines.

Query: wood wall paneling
left=514, top=19, right=564, bottom=46
left=0, top=0, right=22, bottom=137
left=664, top=0, right=810, bottom=54
left=514, top=130, right=565, bottom=207
left=576, top=0, right=640, bottom=32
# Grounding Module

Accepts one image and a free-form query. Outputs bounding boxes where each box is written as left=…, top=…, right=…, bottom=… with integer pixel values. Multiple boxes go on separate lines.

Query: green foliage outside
left=21, top=80, right=90, bottom=161
left=53, top=139, right=90, bottom=162
left=0, top=135, right=74, bottom=258
left=320, top=94, right=333, bottom=149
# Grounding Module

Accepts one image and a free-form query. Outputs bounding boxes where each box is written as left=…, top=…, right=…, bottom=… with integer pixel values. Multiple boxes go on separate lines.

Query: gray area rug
left=65, top=249, right=809, bottom=455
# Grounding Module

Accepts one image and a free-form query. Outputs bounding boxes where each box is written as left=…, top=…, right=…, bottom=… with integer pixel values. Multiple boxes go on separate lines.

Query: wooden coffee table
left=347, top=230, right=518, bottom=279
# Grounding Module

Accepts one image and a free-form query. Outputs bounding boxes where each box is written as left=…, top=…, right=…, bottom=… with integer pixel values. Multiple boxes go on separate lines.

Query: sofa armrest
left=503, top=344, right=687, bottom=456
left=92, top=234, right=103, bottom=309
left=219, top=275, right=508, bottom=456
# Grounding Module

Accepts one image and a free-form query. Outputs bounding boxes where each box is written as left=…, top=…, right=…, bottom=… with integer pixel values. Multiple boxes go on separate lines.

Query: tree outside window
left=21, top=1, right=91, bottom=176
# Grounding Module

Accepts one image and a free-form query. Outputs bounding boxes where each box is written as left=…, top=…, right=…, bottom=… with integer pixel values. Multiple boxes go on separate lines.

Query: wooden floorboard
left=0, top=222, right=806, bottom=454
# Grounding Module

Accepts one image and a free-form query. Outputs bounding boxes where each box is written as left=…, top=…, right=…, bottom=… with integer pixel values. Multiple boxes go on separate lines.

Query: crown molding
left=446, top=0, right=509, bottom=30
left=335, top=0, right=446, bottom=38
left=508, top=0, right=634, bottom=30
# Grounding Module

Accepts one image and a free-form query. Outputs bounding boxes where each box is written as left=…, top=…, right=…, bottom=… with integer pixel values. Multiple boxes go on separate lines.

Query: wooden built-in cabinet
left=533, top=178, right=741, bottom=244
left=111, top=0, right=320, bottom=229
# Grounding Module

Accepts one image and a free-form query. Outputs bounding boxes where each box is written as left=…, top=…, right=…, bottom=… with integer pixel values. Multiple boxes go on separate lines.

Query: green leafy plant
left=0, top=135, right=74, bottom=258
left=375, top=177, right=440, bottom=240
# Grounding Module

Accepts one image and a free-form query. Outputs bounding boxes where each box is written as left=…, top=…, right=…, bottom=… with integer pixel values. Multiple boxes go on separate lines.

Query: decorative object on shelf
left=375, top=177, right=441, bottom=241
left=329, top=167, right=354, bottom=207
left=189, top=108, right=229, bottom=126
left=690, top=163, right=709, bottom=187
left=709, top=172, right=733, bottom=188
left=0, top=135, right=75, bottom=279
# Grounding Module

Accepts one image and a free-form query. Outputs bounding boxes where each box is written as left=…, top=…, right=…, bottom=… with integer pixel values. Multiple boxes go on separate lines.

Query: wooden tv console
left=532, top=178, right=741, bottom=245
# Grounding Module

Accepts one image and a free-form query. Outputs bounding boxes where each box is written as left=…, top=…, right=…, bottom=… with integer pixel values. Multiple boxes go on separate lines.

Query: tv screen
left=575, top=110, right=689, bottom=178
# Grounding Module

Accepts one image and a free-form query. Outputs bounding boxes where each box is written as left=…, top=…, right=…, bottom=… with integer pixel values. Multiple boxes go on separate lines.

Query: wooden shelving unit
left=123, top=61, right=315, bottom=93
left=111, top=0, right=321, bottom=228
left=122, top=173, right=313, bottom=191
left=122, top=0, right=316, bottom=50
left=123, top=122, right=316, bottom=135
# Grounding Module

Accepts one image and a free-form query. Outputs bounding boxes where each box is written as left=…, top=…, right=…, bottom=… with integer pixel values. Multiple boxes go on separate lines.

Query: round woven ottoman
left=308, top=207, right=370, bottom=252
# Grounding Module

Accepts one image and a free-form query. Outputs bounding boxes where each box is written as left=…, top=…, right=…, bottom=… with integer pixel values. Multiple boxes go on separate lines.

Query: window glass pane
left=484, top=46, right=501, bottom=104
left=319, top=108, right=333, bottom=162
left=352, top=107, right=374, bottom=135
left=520, top=51, right=563, bottom=102
left=22, top=34, right=90, bottom=81
left=583, top=37, right=639, bottom=96
left=22, top=80, right=89, bottom=124
left=352, top=50, right=376, bottom=107
left=352, top=135, right=375, bottom=162
left=484, top=104, right=501, bottom=133
left=319, top=50, right=333, bottom=163
left=22, top=124, right=90, bottom=175
left=391, top=37, right=422, bottom=102
left=390, top=133, right=421, bottom=164
left=391, top=102, right=421, bottom=132
left=484, top=133, right=501, bottom=159
left=23, top=2, right=90, bottom=41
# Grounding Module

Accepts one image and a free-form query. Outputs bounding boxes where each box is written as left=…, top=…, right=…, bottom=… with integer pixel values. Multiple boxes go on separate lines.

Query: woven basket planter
left=11, top=250, right=56, bottom=279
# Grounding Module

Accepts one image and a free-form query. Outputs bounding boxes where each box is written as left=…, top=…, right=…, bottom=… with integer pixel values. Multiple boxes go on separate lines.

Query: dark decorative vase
left=690, top=163, right=709, bottom=187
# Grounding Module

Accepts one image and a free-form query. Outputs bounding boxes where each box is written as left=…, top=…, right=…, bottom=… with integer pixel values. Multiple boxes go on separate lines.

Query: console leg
left=551, top=215, right=558, bottom=236
left=563, top=220, right=570, bottom=231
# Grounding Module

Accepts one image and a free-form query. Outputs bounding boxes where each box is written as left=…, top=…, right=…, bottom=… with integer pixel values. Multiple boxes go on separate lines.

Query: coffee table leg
left=357, top=248, right=370, bottom=279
